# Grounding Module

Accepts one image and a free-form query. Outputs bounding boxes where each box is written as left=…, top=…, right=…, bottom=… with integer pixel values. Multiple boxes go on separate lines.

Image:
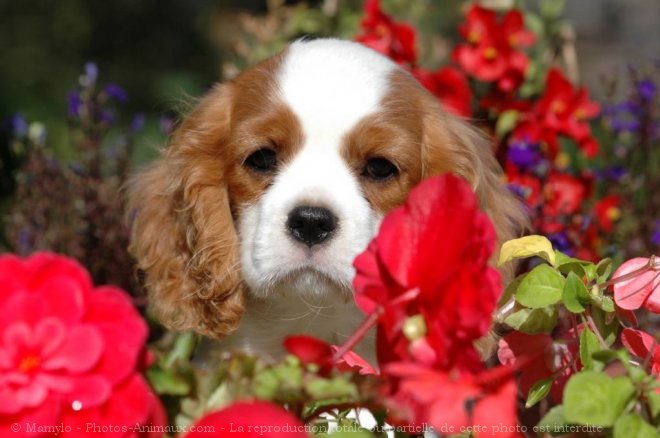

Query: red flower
left=284, top=335, right=377, bottom=376
left=621, top=328, right=660, bottom=377
left=594, top=195, right=621, bottom=232
left=356, top=0, right=417, bottom=66
left=613, top=257, right=660, bottom=313
left=512, top=69, right=600, bottom=158
left=412, top=67, right=472, bottom=117
left=185, top=401, right=307, bottom=438
left=384, top=362, right=519, bottom=437
left=542, top=172, right=589, bottom=226
left=505, top=165, right=542, bottom=209
left=453, top=5, right=535, bottom=92
left=354, top=174, right=501, bottom=373
left=497, top=332, right=574, bottom=402
left=0, top=253, right=164, bottom=437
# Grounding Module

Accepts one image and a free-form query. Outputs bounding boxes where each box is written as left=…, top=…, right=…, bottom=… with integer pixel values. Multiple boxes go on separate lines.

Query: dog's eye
left=363, top=157, right=398, bottom=181
left=245, top=148, right=277, bottom=173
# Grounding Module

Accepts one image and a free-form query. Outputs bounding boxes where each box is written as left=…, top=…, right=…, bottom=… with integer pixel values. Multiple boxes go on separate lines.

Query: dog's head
left=128, top=39, right=526, bottom=339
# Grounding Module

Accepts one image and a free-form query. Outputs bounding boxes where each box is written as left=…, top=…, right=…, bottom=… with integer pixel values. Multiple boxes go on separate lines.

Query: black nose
left=286, top=206, right=338, bottom=246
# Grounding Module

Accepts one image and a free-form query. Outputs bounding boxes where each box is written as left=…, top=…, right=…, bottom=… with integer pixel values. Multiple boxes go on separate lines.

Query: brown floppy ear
left=127, top=84, right=245, bottom=339
left=421, top=98, right=529, bottom=277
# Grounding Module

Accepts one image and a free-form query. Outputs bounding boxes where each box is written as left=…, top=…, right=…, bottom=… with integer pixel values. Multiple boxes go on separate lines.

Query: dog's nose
left=286, top=206, right=338, bottom=246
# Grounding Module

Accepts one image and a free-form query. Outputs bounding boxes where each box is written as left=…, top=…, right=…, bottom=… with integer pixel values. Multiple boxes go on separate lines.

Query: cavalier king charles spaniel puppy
left=128, top=38, right=526, bottom=363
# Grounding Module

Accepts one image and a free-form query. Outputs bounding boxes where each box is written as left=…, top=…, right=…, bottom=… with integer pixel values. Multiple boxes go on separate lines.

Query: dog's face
left=129, top=39, right=524, bottom=339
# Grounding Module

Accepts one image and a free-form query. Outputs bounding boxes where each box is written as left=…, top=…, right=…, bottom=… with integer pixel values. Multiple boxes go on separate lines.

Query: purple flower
left=104, top=83, right=128, bottom=103
left=595, top=166, right=627, bottom=182
left=9, top=114, right=28, bottom=137
left=84, top=62, right=98, bottom=86
left=131, top=113, right=146, bottom=133
left=638, top=79, right=656, bottom=102
left=548, top=232, right=573, bottom=256
left=98, top=109, right=116, bottom=124
left=507, top=138, right=542, bottom=168
left=652, top=221, right=660, bottom=246
left=68, top=90, right=82, bottom=117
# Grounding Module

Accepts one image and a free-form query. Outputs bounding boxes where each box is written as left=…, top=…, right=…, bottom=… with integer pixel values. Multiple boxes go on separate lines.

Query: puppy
left=128, top=38, right=526, bottom=363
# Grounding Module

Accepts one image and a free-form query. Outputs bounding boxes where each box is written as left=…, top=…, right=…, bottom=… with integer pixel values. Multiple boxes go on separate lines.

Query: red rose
left=0, top=253, right=164, bottom=437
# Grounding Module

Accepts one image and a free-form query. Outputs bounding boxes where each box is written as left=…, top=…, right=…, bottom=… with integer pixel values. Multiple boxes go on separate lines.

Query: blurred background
left=1, top=0, right=659, bottom=295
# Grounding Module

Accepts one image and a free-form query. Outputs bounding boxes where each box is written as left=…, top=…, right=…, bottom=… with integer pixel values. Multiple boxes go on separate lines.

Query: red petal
left=43, top=325, right=103, bottom=373
left=185, top=401, right=307, bottom=438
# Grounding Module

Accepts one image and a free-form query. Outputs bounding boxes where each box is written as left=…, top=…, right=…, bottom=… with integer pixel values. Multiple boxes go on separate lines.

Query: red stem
left=332, top=308, right=382, bottom=363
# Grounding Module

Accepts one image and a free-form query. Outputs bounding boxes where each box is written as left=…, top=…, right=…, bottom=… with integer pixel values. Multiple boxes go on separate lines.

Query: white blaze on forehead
left=278, top=39, right=396, bottom=141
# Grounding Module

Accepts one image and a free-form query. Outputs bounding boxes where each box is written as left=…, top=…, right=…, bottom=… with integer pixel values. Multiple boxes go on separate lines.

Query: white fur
left=223, top=39, right=397, bottom=362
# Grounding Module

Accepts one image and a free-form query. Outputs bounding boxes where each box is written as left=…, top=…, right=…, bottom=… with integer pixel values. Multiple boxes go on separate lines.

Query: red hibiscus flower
left=185, top=401, right=307, bottom=438
left=498, top=331, right=575, bottom=402
left=384, top=362, right=519, bottom=437
left=453, top=5, right=535, bottom=92
left=354, top=174, right=501, bottom=373
left=512, top=69, right=600, bottom=158
left=356, top=0, right=417, bottom=66
left=621, top=328, right=660, bottom=377
left=594, top=195, right=621, bottom=232
left=613, top=257, right=660, bottom=313
left=0, top=253, right=164, bottom=437
left=412, top=66, right=472, bottom=117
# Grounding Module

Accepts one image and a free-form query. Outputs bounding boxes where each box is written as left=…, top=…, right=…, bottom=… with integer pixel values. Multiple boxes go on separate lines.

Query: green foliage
left=515, top=264, right=565, bottom=308
left=563, top=371, right=635, bottom=427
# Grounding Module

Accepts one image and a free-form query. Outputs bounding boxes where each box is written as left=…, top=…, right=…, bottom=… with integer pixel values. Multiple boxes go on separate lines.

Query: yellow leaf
left=498, top=235, right=556, bottom=267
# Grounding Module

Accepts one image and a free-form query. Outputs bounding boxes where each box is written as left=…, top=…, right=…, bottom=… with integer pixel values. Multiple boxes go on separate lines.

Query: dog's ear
left=127, top=85, right=245, bottom=339
left=420, top=98, right=529, bottom=275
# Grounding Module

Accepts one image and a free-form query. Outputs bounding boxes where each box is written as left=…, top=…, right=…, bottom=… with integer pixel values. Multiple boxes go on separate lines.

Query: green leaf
left=498, top=273, right=526, bottom=308
left=555, top=251, right=595, bottom=278
left=579, top=327, right=603, bottom=371
left=306, top=377, right=358, bottom=400
left=146, top=367, right=191, bottom=396
left=515, top=264, right=566, bottom=308
left=564, top=371, right=635, bottom=427
left=563, top=271, right=590, bottom=313
left=526, top=377, right=554, bottom=408
left=540, top=0, right=567, bottom=19
left=597, top=296, right=615, bottom=313
left=596, top=258, right=613, bottom=283
left=647, top=391, right=660, bottom=420
left=583, top=264, right=598, bottom=282
left=499, top=235, right=556, bottom=267
left=613, top=414, right=657, bottom=438
left=496, top=110, right=519, bottom=138
left=504, top=306, right=558, bottom=334
left=591, top=307, right=619, bottom=346
left=537, top=405, right=568, bottom=435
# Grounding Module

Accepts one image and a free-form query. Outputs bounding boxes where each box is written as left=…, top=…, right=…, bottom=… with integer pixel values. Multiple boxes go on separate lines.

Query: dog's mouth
left=255, top=263, right=354, bottom=300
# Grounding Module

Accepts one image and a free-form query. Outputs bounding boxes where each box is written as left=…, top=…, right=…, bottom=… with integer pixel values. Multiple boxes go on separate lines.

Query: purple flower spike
left=85, top=62, right=98, bottom=85
left=652, top=221, right=660, bottom=246
left=638, top=79, right=656, bottom=102
left=104, top=83, right=129, bottom=103
left=10, top=114, right=28, bottom=137
left=68, top=90, right=82, bottom=118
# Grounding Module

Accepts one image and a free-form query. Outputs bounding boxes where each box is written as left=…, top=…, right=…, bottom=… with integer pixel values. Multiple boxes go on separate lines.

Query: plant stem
left=332, top=308, right=382, bottom=363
